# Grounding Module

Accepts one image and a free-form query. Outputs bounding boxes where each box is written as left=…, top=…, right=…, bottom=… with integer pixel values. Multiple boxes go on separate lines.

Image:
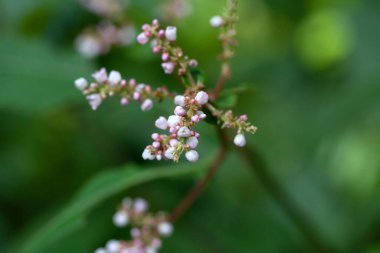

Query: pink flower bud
left=189, top=59, right=198, bottom=67
left=142, top=24, right=150, bottom=31
left=195, top=91, right=209, bottom=105
left=240, top=114, right=248, bottom=121
left=141, top=99, right=153, bottom=111
left=92, top=68, right=108, bottom=83
left=137, top=32, right=149, bottom=45
left=134, top=198, right=148, bottom=213
left=161, top=62, right=175, bottom=74
left=161, top=52, right=170, bottom=61
left=155, top=116, right=168, bottom=130
left=133, top=92, right=140, bottom=101
left=165, top=26, right=177, bottom=41
left=120, top=97, right=129, bottom=105
left=152, top=141, right=161, bottom=148
left=170, top=139, right=179, bottom=147
left=120, top=79, right=127, bottom=86
left=185, top=150, right=199, bottom=162
left=129, top=78, right=137, bottom=87
left=151, top=133, right=159, bottom=140
left=234, top=134, right=246, bottom=147
left=174, top=106, right=186, bottom=116
left=158, top=29, right=165, bottom=38
left=174, top=95, right=185, bottom=106
left=191, top=115, right=200, bottom=122
left=153, top=46, right=160, bottom=54
left=152, top=19, right=159, bottom=26
left=186, top=136, right=198, bottom=149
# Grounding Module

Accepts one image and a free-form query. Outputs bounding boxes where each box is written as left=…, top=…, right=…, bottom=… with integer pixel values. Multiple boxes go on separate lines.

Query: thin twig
left=238, top=145, right=336, bottom=253
left=170, top=129, right=228, bottom=222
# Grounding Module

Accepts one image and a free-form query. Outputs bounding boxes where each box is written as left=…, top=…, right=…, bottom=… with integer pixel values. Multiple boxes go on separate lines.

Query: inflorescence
left=95, top=197, right=173, bottom=253
left=74, top=17, right=257, bottom=162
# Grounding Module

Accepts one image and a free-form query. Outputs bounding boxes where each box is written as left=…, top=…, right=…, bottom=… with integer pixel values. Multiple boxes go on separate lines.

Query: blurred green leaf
left=19, top=158, right=212, bottom=253
left=0, top=37, right=93, bottom=113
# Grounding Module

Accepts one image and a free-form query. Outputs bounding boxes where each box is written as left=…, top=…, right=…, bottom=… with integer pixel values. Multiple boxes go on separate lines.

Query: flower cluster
left=74, top=68, right=170, bottom=110
left=158, top=0, right=192, bottom=21
left=208, top=105, right=258, bottom=147
left=136, top=19, right=198, bottom=76
left=142, top=90, right=209, bottom=162
left=76, top=22, right=135, bottom=58
left=95, top=197, right=173, bottom=253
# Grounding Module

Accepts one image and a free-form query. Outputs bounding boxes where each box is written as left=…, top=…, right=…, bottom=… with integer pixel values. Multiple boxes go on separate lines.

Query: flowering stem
left=213, top=62, right=230, bottom=99
left=170, top=128, right=229, bottom=222
left=238, top=145, right=335, bottom=253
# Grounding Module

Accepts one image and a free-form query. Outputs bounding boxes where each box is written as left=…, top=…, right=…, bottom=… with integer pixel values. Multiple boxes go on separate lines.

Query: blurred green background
left=1, top=0, right=380, bottom=252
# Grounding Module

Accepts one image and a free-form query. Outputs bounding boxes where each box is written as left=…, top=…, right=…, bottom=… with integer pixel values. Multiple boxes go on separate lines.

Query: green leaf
left=0, top=37, right=94, bottom=113
left=19, top=158, right=212, bottom=253
left=216, top=83, right=256, bottom=109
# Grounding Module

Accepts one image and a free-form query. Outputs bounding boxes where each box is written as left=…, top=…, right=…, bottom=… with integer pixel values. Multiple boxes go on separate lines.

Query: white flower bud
left=234, top=134, right=246, bottom=147
left=74, top=77, right=88, bottom=90
left=108, top=70, right=121, bottom=86
left=137, top=32, right=149, bottom=45
left=177, top=126, right=191, bottom=137
left=158, top=222, right=173, bottom=236
left=141, top=99, right=153, bottom=111
left=170, top=139, right=179, bottom=147
left=146, top=247, right=158, bottom=253
left=185, top=150, right=199, bottom=162
left=174, top=95, right=185, bottom=106
left=92, top=68, right=108, bottom=83
left=210, top=16, right=224, bottom=27
left=165, top=147, right=175, bottom=160
left=155, top=116, right=168, bottom=130
left=186, top=136, right=198, bottom=149
left=161, top=62, right=175, bottom=74
left=165, top=26, right=177, bottom=41
left=113, top=211, right=129, bottom=227
left=106, top=240, right=121, bottom=252
left=94, top=248, right=107, bottom=253
left=195, top=91, right=209, bottom=105
left=174, top=106, right=186, bottom=116
left=167, top=115, right=181, bottom=127
left=142, top=148, right=155, bottom=160
left=134, top=198, right=148, bottom=213
left=86, top=94, right=102, bottom=110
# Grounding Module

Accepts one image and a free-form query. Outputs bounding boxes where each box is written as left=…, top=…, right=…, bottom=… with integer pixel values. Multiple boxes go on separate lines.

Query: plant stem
left=238, top=145, right=336, bottom=253
left=170, top=129, right=228, bottom=222
left=213, top=63, right=230, bottom=99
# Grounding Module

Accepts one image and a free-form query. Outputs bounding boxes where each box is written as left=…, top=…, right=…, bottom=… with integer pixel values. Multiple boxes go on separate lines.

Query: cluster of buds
left=76, top=22, right=135, bottom=58
left=158, top=0, right=192, bottom=21
left=142, top=90, right=209, bottom=162
left=95, top=197, right=173, bottom=253
left=209, top=0, right=238, bottom=62
left=136, top=19, right=198, bottom=76
left=208, top=106, right=258, bottom=147
left=74, top=68, right=170, bottom=110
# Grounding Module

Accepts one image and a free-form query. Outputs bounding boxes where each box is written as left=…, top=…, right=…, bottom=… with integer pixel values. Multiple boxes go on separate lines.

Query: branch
left=170, top=129, right=228, bottom=222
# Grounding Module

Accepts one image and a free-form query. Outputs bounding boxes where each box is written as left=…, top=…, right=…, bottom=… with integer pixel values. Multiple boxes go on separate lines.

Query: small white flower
left=174, top=106, right=186, bottom=116
left=185, top=150, right=199, bottom=162
left=108, top=70, right=121, bottom=86
left=170, top=139, right=179, bottom=147
left=92, top=68, right=108, bottom=83
left=195, top=91, right=209, bottom=105
left=134, top=198, right=148, bottom=213
left=165, top=26, right=177, bottom=41
left=158, top=222, right=173, bottom=236
left=75, top=34, right=103, bottom=58
left=174, top=95, right=185, bottom=106
left=234, top=134, right=246, bottom=147
left=113, top=211, right=129, bottom=227
left=142, top=148, right=155, bottom=160
left=106, top=240, right=121, bottom=252
left=74, top=77, right=88, bottom=90
left=186, top=136, right=198, bottom=149
left=177, top=126, right=191, bottom=137
left=165, top=147, right=175, bottom=160
left=161, top=62, right=175, bottom=74
left=86, top=94, right=102, bottom=110
left=155, top=116, right=168, bottom=130
left=167, top=115, right=182, bottom=127
left=210, top=15, right=224, bottom=27
left=94, top=248, right=107, bottom=253
left=137, top=32, right=149, bottom=45
left=141, top=99, right=153, bottom=111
